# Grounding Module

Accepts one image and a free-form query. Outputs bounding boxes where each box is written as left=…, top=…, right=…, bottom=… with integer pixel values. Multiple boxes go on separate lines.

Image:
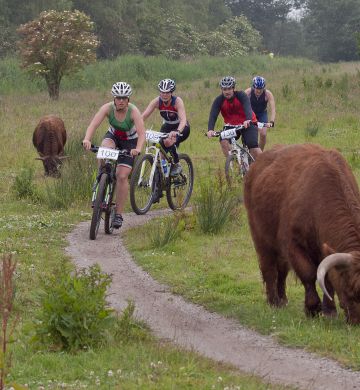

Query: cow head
left=35, top=155, right=69, bottom=177
left=317, top=250, right=360, bottom=324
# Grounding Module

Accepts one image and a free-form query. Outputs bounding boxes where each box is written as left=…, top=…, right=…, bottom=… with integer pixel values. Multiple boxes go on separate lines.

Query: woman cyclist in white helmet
left=142, top=78, right=190, bottom=176
left=83, top=81, right=145, bottom=229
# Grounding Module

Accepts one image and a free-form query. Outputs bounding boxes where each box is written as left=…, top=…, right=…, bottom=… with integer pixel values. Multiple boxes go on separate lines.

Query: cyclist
left=245, top=76, right=275, bottom=151
left=82, top=81, right=145, bottom=229
left=207, top=76, right=262, bottom=160
left=142, top=78, right=190, bottom=176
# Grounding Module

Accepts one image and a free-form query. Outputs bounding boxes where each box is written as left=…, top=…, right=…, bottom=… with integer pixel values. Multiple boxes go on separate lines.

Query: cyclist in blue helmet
left=245, top=76, right=276, bottom=151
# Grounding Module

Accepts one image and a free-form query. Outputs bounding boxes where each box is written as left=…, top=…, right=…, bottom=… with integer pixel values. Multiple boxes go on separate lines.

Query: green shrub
left=146, top=214, right=184, bottom=248
left=12, top=166, right=38, bottom=201
left=194, top=178, right=237, bottom=234
left=35, top=264, right=114, bottom=351
left=304, top=121, right=320, bottom=138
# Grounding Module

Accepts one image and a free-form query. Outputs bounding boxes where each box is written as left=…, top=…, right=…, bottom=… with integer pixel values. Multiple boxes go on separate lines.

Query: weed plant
left=12, top=166, right=38, bottom=201
left=194, top=175, right=237, bottom=234
left=35, top=264, right=114, bottom=351
left=146, top=213, right=184, bottom=249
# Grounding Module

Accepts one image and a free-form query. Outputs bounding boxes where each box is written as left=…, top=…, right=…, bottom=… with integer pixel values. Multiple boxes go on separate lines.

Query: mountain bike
left=88, top=145, right=129, bottom=240
left=129, top=130, right=194, bottom=215
left=208, top=122, right=273, bottom=187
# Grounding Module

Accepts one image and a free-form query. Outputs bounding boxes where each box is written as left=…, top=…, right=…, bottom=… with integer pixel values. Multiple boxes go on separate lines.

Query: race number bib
left=146, top=130, right=163, bottom=143
left=220, top=128, right=237, bottom=140
left=96, top=147, right=120, bottom=160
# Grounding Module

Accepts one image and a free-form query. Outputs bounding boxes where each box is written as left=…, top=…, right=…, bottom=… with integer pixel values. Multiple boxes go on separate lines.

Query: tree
left=303, top=0, right=360, bottom=62
left=201, top=15, right=261, bottom=56
left=226, top=0, right=301, bottom=50
left=17, top=9, right=98, bottom=99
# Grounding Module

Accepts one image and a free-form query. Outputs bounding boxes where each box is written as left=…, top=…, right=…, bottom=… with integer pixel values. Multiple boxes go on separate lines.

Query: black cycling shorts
left=160, top=121, right=190, bottom=147
left=103, top=131, right=137, bottom=168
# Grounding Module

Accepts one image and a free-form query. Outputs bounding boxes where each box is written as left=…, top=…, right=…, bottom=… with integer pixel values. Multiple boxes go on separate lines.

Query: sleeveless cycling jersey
left=108, top=103, right=138, bottom=140
left=250, top=88, right=267, bottom=115
left=159, top=96, right=180, bottom=125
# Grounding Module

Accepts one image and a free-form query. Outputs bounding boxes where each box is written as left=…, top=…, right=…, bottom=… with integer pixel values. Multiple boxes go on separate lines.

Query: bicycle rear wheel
left=166, top=153, right=194, bottom=210
left=130, top=154, right=155, bottom=215
left=90, top=173, right=108, bottom=240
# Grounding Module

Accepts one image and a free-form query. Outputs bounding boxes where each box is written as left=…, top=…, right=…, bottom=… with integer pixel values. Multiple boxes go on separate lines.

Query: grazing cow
left=33, top=115, right=67, bottom=176
left=243, top=143, right=360, bottom=324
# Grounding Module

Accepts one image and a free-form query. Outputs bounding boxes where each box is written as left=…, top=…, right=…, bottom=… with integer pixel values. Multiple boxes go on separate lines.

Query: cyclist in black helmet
left=82, top=81, right=145, bottom=229
left=142, top=78, right=190, bottom=176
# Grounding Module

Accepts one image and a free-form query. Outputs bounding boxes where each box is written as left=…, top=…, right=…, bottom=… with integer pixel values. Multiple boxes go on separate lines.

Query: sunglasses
left=115, top=96, right=128, bottom=100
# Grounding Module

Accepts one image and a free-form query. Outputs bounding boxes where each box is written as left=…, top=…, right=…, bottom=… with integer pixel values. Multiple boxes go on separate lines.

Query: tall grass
left=43, top=137, right=95, bottom=209
left=0, top=54, right=315, bottom=95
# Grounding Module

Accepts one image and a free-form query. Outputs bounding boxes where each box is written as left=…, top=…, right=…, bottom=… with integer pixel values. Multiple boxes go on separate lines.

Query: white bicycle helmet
left=111, top=81, right=132, bottom=97
left=158, top=78, right=176, bottom=93
left=219, top=76, right=236, bottom=89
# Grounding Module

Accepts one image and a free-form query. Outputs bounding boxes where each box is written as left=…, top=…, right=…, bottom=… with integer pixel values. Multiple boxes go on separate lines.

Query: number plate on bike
left=96, top=147, right=119, bottom=160
left=146, top=130, right=163, bottom=143
left=220, top=128, right=237, bottom=140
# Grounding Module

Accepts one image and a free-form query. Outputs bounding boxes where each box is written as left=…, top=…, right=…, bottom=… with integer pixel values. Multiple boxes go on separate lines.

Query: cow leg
left=277, top=261, right=289, bottom=306
left=289, top=245, right=321, bottom=316
left=258, top=249, right=283, bottom=307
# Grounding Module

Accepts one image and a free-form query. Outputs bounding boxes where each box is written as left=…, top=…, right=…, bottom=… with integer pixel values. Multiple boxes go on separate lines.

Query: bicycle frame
left=137, top=132, right=172, bottom=189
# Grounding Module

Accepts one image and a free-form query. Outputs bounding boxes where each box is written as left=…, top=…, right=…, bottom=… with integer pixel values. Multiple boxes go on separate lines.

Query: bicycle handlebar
left=205, top=121, right=274, bottom=137
left=82, top=143, right=130, bottom=156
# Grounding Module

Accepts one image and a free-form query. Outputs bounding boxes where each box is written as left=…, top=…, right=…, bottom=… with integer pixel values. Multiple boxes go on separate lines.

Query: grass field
left=1, top=54, right=360, bottom=388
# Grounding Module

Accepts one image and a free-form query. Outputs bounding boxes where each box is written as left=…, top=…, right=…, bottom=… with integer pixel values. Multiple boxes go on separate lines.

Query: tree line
left=1, top=0, right=360, bottom=62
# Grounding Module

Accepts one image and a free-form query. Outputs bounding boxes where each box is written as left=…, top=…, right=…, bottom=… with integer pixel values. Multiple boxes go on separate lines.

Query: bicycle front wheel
left=166, top=153, right=194, bottom=210
left=130, top=154, right=155, bottom=215
left=225, top=154, right=243, bottom=188
left=104, top=182, right=116, bottom=235
left=90, top=173, right=108, bottom=240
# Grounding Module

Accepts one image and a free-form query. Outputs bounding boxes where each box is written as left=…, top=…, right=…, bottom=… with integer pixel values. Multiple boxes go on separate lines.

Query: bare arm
left=244, top=87, right=251, bottom=97
left=141, top=97, right=159, bottom=121
left=266, top=90, right=276, bottom=122
left=83, top=102, right=111, bottom=149
left=174, top=97, right=187, bottom=133
left=132, top=106, right=146, bottom=155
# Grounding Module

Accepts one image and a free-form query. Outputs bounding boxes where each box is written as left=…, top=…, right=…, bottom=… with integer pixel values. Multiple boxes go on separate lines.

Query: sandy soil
left=66, top=210, right=360, bottom=390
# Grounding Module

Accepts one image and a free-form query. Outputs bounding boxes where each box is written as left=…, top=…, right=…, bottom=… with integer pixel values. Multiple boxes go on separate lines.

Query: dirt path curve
left=66, top=210, right=360, bottom=390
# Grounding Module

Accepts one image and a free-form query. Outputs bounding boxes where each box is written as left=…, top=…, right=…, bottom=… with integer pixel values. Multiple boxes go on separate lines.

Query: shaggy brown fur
left=33, top=115, right=67, bottom=176
left=244, top=143, right=360, bottom=324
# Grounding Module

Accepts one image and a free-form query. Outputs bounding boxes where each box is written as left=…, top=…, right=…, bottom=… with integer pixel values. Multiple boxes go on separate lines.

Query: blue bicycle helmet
left=252, top=76, right=266, bottom=89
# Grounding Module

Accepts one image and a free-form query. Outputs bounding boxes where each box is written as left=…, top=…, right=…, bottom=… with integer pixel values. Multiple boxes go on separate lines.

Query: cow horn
left=317, top=253, right=352, bottom=301
left=58, top=155, right=70, bottom=160
left=35, top=156, right=48, bottom=161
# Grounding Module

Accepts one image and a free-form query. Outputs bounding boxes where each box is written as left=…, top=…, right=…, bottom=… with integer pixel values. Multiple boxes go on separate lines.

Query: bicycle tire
left=166, top=153, right=194, bottom=210
left=104, top=182, right=116, bottom=234
left=225, top=153, right=243, bottom=187
left=130, top=154, right=155, bottom=215
left=89, top=173, right=108, bottom=240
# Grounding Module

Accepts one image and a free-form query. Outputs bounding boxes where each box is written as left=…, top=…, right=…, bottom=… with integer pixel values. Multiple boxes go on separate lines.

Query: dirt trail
left=66, top=210, right=360, bottom=390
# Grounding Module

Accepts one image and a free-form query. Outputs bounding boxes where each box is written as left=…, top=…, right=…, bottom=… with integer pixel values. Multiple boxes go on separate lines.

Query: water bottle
left=161, top=158, right=168, bottom=175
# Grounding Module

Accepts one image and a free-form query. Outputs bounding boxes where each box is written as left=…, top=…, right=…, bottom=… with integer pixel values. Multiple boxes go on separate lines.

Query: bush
left=146, top=214, right=184, bottom=248
left=35, top=264, right=113, bottom=351
left=194, top=178, right=237, bottom=234
left=12, top=166, right=38, bottom=201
